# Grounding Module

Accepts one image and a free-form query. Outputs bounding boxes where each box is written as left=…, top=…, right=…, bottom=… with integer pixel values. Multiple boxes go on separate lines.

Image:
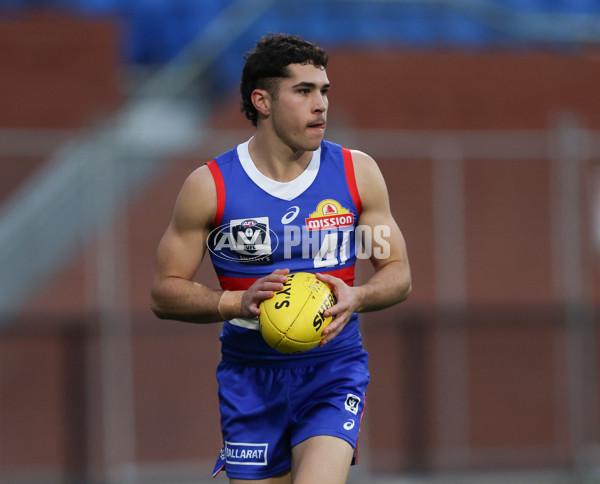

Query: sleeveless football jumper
left=206, top=139, right=365, bottom=367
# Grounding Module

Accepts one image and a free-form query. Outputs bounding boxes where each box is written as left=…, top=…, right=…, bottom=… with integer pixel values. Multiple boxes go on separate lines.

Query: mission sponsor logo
left=224, top=441, right=268, bottom=466
left=305, top=199, right=354, bottom=231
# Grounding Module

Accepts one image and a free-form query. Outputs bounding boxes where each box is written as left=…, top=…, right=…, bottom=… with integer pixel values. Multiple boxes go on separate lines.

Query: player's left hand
left=315, top=272, right=358, bottom=346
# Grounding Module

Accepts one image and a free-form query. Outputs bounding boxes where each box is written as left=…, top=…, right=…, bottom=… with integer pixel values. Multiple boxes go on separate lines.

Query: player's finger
left=316, top=271, right=340, bottom=280
left=248, top=303, right=261, bottom=315
left=259, top=281, right=285, bottom=292
left=315, top=272, right=340, bottom=287
left=323, top=294, right=352, bottom=317
left=321, top=314, right=350, bottom=340
left=263, top=274, right=288, bottom=286
left=320, top=324, right=343, bottom=345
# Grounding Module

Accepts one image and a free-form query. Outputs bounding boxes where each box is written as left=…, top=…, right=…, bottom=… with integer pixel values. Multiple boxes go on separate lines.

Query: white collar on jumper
left=237, top=139, right=320, bottom=201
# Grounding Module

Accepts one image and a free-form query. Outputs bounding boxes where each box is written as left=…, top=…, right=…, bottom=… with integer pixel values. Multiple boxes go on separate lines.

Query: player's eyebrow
left=291, top=81, right=331, bottom=90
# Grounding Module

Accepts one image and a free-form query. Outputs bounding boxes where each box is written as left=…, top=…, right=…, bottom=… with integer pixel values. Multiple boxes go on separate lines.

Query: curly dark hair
left=240, top=33, right=329, bottom=126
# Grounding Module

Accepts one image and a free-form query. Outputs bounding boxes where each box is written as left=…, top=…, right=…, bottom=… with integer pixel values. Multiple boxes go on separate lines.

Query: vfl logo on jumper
left=306, top=199, right=354, bottom=231
left=224, top=442, right=268, bottom=466
left=208, top=217, right=276, bottom=265
left=345, top=393, right=361, bottom=415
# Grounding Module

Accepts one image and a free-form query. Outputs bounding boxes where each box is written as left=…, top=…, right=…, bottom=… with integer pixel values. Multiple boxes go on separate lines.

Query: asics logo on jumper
left=224, top=442, right=268, bottom=466
left=281, top=206, right=300, bottom=224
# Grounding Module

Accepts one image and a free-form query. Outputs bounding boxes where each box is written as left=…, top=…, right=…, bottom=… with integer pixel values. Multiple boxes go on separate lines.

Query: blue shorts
left=212, top=349, right=370, bottom=479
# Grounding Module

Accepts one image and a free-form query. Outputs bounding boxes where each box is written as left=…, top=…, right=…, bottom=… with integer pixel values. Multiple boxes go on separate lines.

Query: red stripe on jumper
left=342, top=147, right=362, bottom=215
left=217, top=265, right=356, bottom=291
left=206, top=160, right=225, bottom=227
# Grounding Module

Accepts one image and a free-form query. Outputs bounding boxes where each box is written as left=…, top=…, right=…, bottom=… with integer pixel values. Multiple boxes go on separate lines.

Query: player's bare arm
left=318, top=150, right=412, bottom=344
left=150, top=165, right=287, bottom=323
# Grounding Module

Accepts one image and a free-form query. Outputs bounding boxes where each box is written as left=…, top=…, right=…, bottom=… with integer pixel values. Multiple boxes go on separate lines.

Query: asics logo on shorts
left=343, top=419, right=355, bottom=430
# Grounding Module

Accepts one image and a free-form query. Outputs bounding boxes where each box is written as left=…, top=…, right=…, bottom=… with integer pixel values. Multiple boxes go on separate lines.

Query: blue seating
left=0, top=0, right=595, bottom=81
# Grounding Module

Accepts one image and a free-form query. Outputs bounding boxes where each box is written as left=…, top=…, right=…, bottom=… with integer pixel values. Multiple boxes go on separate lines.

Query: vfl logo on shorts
left=224, top=441, right=268, bottom=466
left=345, top=393, right=361, bottom=415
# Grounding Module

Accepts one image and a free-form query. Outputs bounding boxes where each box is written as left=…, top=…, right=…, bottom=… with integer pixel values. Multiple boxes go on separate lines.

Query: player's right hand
left=241, top=268, right=290, bottom=317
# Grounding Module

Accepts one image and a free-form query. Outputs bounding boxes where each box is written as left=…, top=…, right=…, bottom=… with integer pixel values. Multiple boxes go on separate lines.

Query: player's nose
left=313, top=93, right=327, bottom=113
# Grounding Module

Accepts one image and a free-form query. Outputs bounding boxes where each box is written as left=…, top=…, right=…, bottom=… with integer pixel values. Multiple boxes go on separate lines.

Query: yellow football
left=259, top=272, right=336, bottom=354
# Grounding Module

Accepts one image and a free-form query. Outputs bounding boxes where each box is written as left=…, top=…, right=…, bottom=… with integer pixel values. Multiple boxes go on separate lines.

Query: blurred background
left=1, top=0, right=600, bottom=483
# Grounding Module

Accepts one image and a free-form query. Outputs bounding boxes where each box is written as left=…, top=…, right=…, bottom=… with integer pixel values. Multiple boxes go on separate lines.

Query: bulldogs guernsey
left=206, top=139, right=364, bottom=366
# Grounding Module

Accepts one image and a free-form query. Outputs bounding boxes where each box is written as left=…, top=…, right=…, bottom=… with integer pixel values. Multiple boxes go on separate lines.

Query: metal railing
left=0, top=0, right=276, bottom=322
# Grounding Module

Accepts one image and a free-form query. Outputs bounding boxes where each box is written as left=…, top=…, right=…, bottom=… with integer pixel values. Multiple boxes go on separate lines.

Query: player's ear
left=251, top=89, right=270, bottom=118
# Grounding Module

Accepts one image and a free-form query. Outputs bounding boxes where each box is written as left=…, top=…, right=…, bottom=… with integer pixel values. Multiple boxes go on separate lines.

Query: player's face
left=270, top=63, right=330, bottom=152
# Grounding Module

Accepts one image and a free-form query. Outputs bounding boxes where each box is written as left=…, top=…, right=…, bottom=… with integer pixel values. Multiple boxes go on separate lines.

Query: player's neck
left=248, top=134, right=313, bottom=183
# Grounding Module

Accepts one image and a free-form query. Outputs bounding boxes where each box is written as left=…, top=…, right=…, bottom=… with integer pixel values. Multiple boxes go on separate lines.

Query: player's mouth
left=307, top=120, right=327, bottom=131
